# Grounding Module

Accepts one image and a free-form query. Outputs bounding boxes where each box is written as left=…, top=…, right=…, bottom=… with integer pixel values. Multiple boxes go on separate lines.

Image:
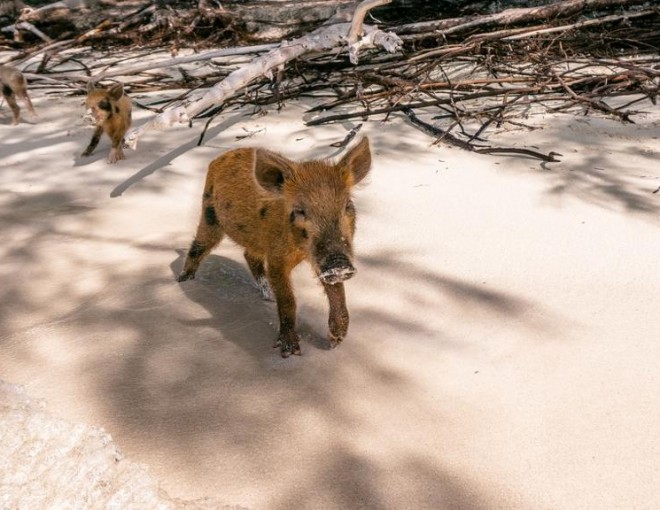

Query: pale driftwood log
left=124, top=0, right=402, bottom=149
left=1, top=21, right=53, bottom=42
left=222, top=0, right=355, bottom=41
left=395, top=0, right=650, bottom=40
left=345, top=0, right=391, bottom=64
left=502, top=9, right=655, bottom=40
left=95, top=43, right=278, bottom=80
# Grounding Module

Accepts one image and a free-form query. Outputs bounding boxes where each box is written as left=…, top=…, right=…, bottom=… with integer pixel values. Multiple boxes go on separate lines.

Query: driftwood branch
left=403, top=107, right=562, bottom=162
left=502, top=9, right=656, bottom=41
left=123, top=0, right=401, bottom=149
left=95, top=44, right=278, bottom=81
left=346, top=0, right=391, bottom=64
left=2, top=21, right=53, bottom=42
left=395, top=0, right=651, bottom=39
left=4, top=0, right=655, bottom=162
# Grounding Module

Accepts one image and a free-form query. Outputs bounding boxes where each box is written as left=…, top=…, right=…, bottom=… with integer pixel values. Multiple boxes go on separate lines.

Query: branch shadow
left=356, top=248, right=553, bottom=337
left=5, top=93, right=641, bottom=509
left=544, top=152, right=660, bottom=216
left=489, top=110, right=660, bottom=220
left=110, top=112, right=248, bottom=197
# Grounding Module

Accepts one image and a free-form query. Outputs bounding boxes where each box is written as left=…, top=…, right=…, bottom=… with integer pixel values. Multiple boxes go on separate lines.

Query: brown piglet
left=0, top=64, right=36, bottom=125
left=178, top=137, right=372, bottom=357
left=82, top=82, right=132, bottom=164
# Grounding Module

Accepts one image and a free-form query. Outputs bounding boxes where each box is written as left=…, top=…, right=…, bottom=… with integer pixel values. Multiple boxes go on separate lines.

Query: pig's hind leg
left=2, top=84, right=21, bottom=124
left=19, top=90, right=36, bottom=117
left=244, top=250, right=274, bottom=301
left=177, top=203, right=225, bottom=282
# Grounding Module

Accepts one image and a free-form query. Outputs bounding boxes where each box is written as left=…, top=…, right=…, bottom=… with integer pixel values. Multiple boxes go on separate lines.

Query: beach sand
left=1, top=88, right=659, bottom=509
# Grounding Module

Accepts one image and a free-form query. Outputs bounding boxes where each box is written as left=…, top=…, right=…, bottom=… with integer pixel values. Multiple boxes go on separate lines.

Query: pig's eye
left=345, top=200, right=355, bottom=213
left=290, top=206, right=306, bottom=222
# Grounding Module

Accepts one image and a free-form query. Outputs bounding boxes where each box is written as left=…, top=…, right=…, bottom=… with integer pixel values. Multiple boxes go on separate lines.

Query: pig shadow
left=170, top=250, right=330, bottom=357
left=73, top=151, right=108, bottom=166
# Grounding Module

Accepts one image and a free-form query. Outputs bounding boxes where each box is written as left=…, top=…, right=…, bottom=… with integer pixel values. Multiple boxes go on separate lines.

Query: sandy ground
left=1, top=86, right=659, bottom=509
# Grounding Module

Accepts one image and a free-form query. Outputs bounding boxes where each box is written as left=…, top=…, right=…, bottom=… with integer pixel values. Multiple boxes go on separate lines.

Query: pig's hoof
left=328, top=333, right=344, bottom=350
left=274, top=334, right=301, bottom=358
left=106, top=153, right=126, bottom=165
left=177, top=271, right=195, bottom=282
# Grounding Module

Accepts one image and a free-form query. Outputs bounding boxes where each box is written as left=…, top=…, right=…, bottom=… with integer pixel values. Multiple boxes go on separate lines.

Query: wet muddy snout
left=83, top=108, right=97, bottom=125
left=319, top=253, right=356, bottom=284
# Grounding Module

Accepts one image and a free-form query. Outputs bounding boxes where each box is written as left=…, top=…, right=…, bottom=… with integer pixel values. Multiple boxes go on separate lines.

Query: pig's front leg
left=82, top=126, right=103, bottom=157
left=268, top=263, right=301, bottom=357
left=323, top=282, right=349, bottom=349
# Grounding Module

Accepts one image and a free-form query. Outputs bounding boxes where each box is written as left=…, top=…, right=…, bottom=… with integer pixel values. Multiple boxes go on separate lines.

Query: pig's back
left=205, top=148, right=283, bottom=252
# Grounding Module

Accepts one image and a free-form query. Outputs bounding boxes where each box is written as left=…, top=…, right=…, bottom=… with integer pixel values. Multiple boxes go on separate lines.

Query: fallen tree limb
left=4, top=0, right=654, bottom=162
left=124, top=0, right=402, bottom=149
left=395, top=0, right=651, bottom=39
left=330, top=123, right=363, bottom=147
left=95, top=43, right=278, bottom=80
left=2, top=21, right=53, bottom=42
left=552, top=71, right=635, bottom=122
left=502, top=9, right=656, bottom=41
left=403, top=107, right=562, bottom=162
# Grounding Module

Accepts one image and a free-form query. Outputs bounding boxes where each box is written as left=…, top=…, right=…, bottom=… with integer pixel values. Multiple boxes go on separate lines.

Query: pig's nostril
left=321, top=253, right=350, bottom=270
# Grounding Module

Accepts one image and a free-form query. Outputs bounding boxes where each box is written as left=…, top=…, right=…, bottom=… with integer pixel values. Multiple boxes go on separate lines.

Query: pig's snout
left=319, top=253, right=356, bottom=284
left=83, top=108, right=96, bottom=125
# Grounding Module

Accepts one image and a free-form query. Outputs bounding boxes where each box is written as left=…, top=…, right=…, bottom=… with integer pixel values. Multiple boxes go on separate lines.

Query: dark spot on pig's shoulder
left=260, top=206, right=268, bottom=219
left=114, top=106, right=119, bottom=114
left=301, top=229, right=308, bottom=239
left=204, top=205, right=218, bottom=226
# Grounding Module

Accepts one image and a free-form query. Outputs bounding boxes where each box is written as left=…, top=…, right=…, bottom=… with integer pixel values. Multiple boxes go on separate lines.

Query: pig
left=178, top=137, right=372, bottom=357
left=82, top=81, right=132, bottom=164
left=0, top=64, right=36, bottom=125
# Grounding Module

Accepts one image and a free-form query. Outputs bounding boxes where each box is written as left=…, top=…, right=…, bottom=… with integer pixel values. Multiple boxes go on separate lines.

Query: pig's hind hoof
left=177, top=271, right=195, bottom=282
left=328, top=333, right=344, bottom=350
left=274, top=335, right=301, bottom=358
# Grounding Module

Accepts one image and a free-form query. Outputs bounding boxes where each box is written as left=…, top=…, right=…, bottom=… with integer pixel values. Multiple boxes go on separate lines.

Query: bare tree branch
left=124, top=0, right=401, bottom=149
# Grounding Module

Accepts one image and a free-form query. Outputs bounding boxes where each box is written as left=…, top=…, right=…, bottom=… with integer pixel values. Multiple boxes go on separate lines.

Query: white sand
left=1, top=88, right=659, bottom=509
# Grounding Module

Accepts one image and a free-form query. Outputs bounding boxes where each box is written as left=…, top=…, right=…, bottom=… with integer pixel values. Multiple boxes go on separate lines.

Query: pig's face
left=255, top=137, right=372, bottom=284
left=85, top=82, right=124, bottom=125
left=287, top=163, right=359, bottom=283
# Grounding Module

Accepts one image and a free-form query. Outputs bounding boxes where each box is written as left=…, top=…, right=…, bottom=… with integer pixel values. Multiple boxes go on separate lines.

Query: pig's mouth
left=318, top=254, right=356, bottom=284
left=319, top=266, right=356, bottom=284
left=83, top=110, right=98, bottom=125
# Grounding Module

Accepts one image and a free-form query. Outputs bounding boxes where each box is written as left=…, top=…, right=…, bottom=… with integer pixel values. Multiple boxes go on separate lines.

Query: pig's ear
left=254, top=149, right=295, bottom=195
left=86, top=80, right=96, bottom=92
left=339, top=136, right=371, bottom=185
left=108, top=83, right=124, bottom=101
